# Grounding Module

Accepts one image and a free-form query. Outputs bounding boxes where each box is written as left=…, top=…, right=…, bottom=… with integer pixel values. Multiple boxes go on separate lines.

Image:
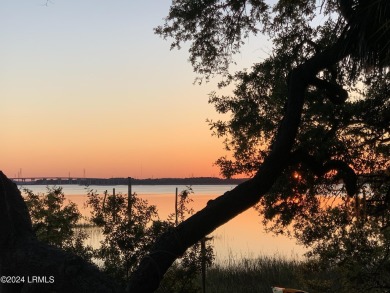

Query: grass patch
left=205, top=255, right=308, bottom=293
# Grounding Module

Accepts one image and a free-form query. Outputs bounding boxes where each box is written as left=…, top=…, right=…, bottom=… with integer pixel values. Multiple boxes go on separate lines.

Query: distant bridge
left=9, top=177, right=247, bottom=186
left=10, top=177, right=129, bottom=185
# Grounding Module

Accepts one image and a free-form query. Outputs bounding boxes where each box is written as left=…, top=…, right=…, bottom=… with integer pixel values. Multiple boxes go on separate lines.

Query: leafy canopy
left=23, top=187, right=93, bottom=260
left=157, top=0, right=390, bottom=290
left=86, top=188, right=213, bottom=292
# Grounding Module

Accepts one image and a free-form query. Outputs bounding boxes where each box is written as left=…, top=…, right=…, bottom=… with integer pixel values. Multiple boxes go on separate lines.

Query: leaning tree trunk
left=126, top=35, right=353, bottom=292
left=0, top=172, right=123, bottom=293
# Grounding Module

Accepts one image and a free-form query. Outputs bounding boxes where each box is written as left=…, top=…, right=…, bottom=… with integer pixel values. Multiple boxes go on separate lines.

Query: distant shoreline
left=12, top=177, right=248, bottom=186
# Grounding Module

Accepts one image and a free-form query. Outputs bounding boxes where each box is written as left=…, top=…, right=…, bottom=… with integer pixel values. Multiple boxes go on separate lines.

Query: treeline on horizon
left=13, top=176, right=248, bottom=186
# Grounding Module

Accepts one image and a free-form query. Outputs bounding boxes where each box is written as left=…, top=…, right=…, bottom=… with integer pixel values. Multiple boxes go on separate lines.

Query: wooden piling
left=128, top=177, right=132, bottom=222
left=201, top=236, right=212, bottom=293
left=201, top=237, right=206, bottom=293
left=113, top=188, right=116, bottom=222
left=175, top=187, right=178, bottom=226
left=103, top=190, right=107, bottom=210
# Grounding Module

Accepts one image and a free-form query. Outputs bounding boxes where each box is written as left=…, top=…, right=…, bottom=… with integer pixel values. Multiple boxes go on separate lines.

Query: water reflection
left=21, top=185, right=306, bottom=262
left=78, top=195, right=305, bottom=263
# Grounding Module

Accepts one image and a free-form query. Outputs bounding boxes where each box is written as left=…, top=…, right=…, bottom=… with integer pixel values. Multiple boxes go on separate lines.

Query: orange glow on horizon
left=2, top=1, right=270, bottom=181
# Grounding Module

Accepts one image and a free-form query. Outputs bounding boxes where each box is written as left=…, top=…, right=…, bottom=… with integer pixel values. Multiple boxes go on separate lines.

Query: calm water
left=19, top=184, right=306, bottom=262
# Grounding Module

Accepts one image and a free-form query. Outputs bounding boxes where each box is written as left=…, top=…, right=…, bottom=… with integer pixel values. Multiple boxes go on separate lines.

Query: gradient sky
left=1, top=0, right=270, bottom=179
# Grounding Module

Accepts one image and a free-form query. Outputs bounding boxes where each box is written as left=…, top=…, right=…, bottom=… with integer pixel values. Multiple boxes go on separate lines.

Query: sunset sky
left=1, top=0, right=270, bottom=179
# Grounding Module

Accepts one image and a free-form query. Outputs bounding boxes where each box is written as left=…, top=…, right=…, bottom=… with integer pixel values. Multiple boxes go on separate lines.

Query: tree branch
left=290, top=150, right=358, bottom=197
left=127, top=30, right=354, bottom=292
left=310, top=77, right=349, bottom=104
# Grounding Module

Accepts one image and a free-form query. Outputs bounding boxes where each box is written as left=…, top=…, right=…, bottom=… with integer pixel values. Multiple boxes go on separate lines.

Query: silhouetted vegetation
left=128, top=1, right=390, bottom=291
left=23, top=187, right=94, bottom=261
left=22, top=187, right=213, bottom=292
left=10, top=177, right=390, bottom=292
left=207, top=256, right=306, bottom=293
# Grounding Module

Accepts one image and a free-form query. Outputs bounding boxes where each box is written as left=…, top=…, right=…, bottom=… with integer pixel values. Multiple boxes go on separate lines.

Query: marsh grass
left=205, top=255, right=308, bottom=293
